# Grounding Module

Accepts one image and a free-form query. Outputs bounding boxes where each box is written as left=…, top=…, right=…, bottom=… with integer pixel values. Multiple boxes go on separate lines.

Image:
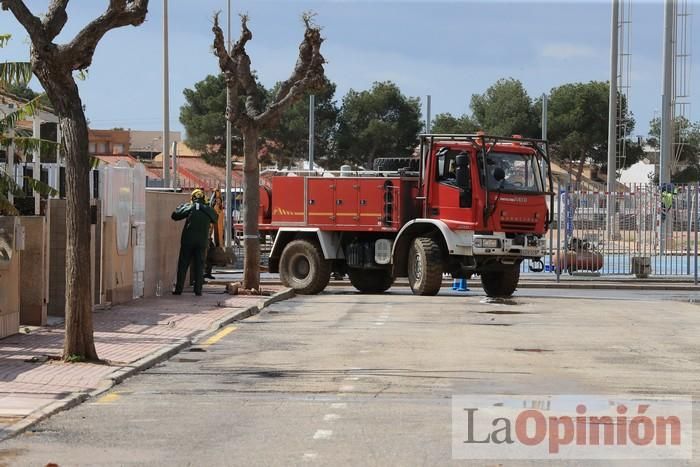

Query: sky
left=1, top=0, right=698, bottom=138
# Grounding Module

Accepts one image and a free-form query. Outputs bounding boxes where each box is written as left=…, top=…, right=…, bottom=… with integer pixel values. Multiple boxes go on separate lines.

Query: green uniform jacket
left=171, top=201, right=218, bottom=247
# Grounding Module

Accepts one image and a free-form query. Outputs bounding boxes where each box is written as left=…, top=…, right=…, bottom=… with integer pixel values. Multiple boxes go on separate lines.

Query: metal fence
left=522, top=182, right=700, bottom=281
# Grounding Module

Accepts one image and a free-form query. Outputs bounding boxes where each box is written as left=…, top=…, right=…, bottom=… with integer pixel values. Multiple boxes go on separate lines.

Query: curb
left=0, top=288, right=295, bottom=443
left=212, top=279, right=700, bottom=292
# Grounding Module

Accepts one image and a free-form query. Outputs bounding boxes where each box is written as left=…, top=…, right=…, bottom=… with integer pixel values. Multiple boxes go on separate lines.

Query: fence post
left=556, top=186, right=561, bottom=283
left=695, top=183, right=698, bottom=286
left=688, top=185, right=692, bottom=275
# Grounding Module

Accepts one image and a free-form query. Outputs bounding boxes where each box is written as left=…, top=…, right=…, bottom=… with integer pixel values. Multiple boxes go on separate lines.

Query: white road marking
left=379, top=315, right=389, bottom=319
left=344, top=376, right=359, bottom=381
left=330, top=403, right=347, bottom=409
left=313, top=429, right=333, bottom=440
left=339, top=385, right=355, bottom=392
left=374, top=322, right=385, bottom=326
left=323, top=413, right=341, bottom=421
left=303, top=452, right=318, bottom=460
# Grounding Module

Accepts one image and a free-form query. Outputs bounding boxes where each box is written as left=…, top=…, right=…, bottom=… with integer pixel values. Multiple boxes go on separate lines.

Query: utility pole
left=541, top=93, right=548, bottom=140
left=162, top=0, right=171, bottom=188
left=426, top=95, right=432, bottom=133
left=607, top=0, right=620, bottom=240
left=659, top=0, right=675, bottom=185
left=308, top=94, right=316, bottom=172
left=224, top=0, right=233, bottom=250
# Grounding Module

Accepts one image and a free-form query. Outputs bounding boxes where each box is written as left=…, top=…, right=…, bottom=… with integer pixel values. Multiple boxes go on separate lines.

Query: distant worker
left=172, top=189, right=218, bottom=296
left=660, top=183, right=677, bottom=222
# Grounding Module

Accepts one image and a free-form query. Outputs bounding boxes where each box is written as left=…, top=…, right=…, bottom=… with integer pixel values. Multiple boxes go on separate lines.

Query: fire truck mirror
left=455, top=153, right=470, bottom=190
left=493, top=167, right=506, bottom=182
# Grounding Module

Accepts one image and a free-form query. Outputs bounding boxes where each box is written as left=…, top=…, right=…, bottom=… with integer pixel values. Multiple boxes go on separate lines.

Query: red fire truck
left=259, top=134, right=553, bottom=297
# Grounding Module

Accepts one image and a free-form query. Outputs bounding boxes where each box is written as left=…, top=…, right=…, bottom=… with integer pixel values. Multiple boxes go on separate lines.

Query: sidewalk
left=0, top=286, right=291, bottom=441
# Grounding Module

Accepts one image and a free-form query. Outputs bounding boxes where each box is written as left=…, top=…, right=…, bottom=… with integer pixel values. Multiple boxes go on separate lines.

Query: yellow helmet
left=191, top=188, right=205, bottom=201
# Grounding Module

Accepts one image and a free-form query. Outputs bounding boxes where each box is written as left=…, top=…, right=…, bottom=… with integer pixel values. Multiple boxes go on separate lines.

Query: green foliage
left=0, top=33, right=58, bottom=212
left=180, top=73, right=338, bottom=168
left=470, top=78, right=539, bottom=137
left=546, top=81, right=635, bottom=168
left=648, top=116, right=700, bottom=167
left=64, top=354, right=87, bottom=363
left=179, top=74, right=245, bottom=166
left=431, top=113, right=478, bottom=134
left=0, top=61, right=32, bottom=89
left=334, top=81, right=422, bottom=168
left=266, top=78, right=338, bottom=168
left=0, top=34, right=11, bottom=48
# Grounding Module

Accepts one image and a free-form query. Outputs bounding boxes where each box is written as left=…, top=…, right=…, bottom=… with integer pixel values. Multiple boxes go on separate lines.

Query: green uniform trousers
left=176, top=242, right=206, bottom=295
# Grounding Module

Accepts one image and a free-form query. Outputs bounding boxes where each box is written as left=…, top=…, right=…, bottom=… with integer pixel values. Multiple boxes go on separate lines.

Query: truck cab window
left=436, top=148, right=458, bottom=186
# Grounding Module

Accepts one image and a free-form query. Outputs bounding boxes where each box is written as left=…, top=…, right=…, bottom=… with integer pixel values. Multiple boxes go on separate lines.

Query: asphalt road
left=1, top=287, right=699, bottom=466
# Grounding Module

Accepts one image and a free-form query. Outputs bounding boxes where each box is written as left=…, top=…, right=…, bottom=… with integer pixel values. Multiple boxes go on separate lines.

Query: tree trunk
left=50, top=84, right=98, bottom=361
left=242, top=127, right=261, bottom=291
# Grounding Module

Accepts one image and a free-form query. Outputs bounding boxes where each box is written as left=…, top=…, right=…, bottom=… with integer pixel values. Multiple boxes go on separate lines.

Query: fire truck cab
left=263, top=134, right=553, bottom=297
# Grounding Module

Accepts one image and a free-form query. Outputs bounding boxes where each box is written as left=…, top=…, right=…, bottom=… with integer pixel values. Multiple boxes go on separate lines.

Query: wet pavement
left=1, top=286, right=698, bottom=465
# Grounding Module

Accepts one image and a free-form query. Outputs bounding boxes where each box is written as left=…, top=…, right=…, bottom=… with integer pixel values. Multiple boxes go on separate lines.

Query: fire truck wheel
left=407, top=237, right=443, bottom=296
left=279, top=240, right=331, bottom=295
left=348, top=268, right=394, bottom=294
left=480, top=266, right=520, bottom=297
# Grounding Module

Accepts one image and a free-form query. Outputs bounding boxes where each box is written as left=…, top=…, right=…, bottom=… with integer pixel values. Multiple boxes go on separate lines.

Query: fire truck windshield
left=484, top=152, right=545, bottom=193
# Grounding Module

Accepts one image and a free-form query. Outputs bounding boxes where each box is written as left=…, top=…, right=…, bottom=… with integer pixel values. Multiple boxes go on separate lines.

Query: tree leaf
left=0, top=136, right=59, bottom=154
left=0, top=61, right=32, bottom=88
left=0, top=94, right=44, bottom=133
left=22, top=177, right=58, bottom=197
left=0, top=34, right=12, bottom=49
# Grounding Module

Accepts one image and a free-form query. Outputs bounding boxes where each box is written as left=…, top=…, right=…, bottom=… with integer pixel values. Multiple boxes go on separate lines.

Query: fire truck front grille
left=500, top=220, right=537, bottom=232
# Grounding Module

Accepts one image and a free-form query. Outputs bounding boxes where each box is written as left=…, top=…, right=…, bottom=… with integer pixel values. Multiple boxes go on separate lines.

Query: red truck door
left=427, top=147, right=477, bottom=225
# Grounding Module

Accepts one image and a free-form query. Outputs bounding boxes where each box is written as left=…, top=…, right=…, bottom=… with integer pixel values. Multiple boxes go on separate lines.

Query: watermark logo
left=452, top=395, right=692, bottom=459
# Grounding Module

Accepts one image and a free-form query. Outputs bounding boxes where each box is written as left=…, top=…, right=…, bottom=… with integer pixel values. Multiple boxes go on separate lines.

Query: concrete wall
left=0, top=217, right=20, bottom=338
left=47, top=200, right=66, bottom=316
left=144, top=191, right=189, bottom=298
left=101, top=216, right=133, bottom=305
left=19, top=216, right=47, bottom=326
left=47, top=200, right=102, bottom=316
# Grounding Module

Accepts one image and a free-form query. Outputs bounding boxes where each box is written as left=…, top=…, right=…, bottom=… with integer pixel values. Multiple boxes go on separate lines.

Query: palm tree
left=1, top=33, right=57, bottom=214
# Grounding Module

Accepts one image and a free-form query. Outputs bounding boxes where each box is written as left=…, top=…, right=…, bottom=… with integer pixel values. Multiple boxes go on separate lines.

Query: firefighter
left=172, top=189, right=218, bottom=296
left=660, top=183, right=677, bottom=222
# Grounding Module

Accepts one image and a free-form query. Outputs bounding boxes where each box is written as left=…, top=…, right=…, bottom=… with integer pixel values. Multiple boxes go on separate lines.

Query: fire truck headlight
left=474, top=238, right=501, bottom=249
left=374, top=239, right=393, bottom=265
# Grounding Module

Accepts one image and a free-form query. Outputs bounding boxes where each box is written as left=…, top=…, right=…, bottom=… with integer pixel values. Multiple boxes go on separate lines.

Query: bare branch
left=212, top=12, right=252, bottom=128
left=0, top=0, right=45, bottom=42
left=62, top=0, right=149, bottom=71
left=258, top=17, right=325, bottom=129
left=43, top=0, right=70, bottom=40
left=232, top=15, right=264, bottom=115
left=212, top=12, right=236, bottom=80
left=213, top=13, right=266, bottom=127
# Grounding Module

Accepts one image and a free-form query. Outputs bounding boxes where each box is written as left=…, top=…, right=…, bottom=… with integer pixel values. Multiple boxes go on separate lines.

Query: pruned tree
left=1, top=0, right=149, bottom=361
left=212, top=12, right=326, bottom=291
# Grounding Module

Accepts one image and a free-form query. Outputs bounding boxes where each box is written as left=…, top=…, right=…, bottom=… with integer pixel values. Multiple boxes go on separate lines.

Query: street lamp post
left=163, top=0, right=171, bottom=188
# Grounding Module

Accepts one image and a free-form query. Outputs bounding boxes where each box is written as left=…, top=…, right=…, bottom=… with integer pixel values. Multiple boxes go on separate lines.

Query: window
left=113, top=144, right=125, bottom=154
left=88, top=143, right=96, bottom=154
left=96, top=142, right=107, bottom=154
left=436, top=148, right=468, bottom=187
left=482, top=152, right=545, bottom=193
